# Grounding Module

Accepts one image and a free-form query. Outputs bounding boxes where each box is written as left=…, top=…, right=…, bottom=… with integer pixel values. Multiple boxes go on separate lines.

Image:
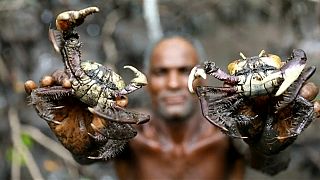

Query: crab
left=27, top=7, right=150, bottom=160
left=188, top=50, right=316, bottom=152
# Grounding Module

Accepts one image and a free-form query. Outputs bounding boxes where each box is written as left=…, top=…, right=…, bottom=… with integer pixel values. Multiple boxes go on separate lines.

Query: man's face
left=147, top=37, right=200, bottom=122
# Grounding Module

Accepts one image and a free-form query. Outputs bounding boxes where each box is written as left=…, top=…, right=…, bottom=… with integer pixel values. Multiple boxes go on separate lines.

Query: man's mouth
left=162, top=95, right=186, bottom=105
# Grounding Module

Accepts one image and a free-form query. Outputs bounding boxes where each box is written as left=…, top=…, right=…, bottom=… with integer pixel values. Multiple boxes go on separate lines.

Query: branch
left=143, top=0, right=163, bottom=42
left=8, top=107, right=44, bottom=180
left=102, top=10, right=121, bottom=66
left=0, top=0, right=24, bottom=11
left=11, top=148, right=21, bottom=180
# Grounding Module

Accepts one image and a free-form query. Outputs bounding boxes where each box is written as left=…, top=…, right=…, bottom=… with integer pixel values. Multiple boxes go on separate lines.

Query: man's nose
left=167, top=71, right=181, bottom=89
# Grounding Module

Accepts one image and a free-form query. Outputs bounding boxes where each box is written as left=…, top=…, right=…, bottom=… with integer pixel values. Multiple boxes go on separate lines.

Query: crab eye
left=227, top=60, right=241, bottom=75
left=260, top=54, right=282, bottom=69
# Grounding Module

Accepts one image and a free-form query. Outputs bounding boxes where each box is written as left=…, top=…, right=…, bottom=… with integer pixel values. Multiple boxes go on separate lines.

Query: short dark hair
left=143, top=32, right=206, bottom=73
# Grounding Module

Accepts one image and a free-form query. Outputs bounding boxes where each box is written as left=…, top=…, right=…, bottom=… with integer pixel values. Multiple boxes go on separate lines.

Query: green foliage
left=5, top=148, right=26, bottom=166
left=21, top=133, right=33, bottom=148
left=5, top=133, right=34, bottom=166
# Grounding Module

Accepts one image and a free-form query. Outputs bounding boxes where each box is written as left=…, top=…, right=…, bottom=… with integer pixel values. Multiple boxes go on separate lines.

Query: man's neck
left=152, top=111, right=202, bottom=145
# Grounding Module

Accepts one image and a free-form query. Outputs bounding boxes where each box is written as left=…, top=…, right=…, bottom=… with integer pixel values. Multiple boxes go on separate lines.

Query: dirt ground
left=0, top=0, right=319, bottom=179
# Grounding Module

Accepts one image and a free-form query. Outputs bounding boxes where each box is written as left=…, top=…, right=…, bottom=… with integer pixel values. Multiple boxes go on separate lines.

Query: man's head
left=144, top=34, right=205, bottom=123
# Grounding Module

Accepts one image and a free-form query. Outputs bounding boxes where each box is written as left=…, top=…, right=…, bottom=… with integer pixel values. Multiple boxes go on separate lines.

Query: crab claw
left=188, top=65, right=207, bottom=93
left=260, top=49, right=307, bottom=96
left=56, top=7, right=99, bottom=31
left=275, top=62, right=306, bottom=96
left=116, top=66, right=148, bottom=96
left=124, top=65, right=148, bottom=86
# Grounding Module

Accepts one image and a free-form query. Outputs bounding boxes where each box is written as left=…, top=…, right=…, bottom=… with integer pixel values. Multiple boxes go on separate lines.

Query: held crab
left=188, top=50, right=316, bottom=149
left=28, top=7, right=150, bottom=160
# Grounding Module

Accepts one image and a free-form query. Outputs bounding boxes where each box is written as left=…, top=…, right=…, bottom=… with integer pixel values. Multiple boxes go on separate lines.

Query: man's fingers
left=314, top=100, right=320, bottom=118
left=24, top=80, right=38, bottom=94
left=51, top=69, right=71, bottom=88
left=24, top=69, right=71, bottom=94
left=40, top=75, right=55, bottom=87
left=299, top=82, right=319, bottom=101
left=298, top=82, right=320, bottom=118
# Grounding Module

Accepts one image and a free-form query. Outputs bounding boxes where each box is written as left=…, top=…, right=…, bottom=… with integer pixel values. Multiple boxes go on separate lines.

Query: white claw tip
left=195, top=69, right=207, bottom=79
left=123, top=65, right=136, bottom=71
left=240, top=52, right=246, bottom=59
left=88, top=107, right=94, bottom=113
left=259, top=50, right=266, bottom=57
left=188, top=66, right=206, bottom=93
left=124, top=65, right=148, bottom=85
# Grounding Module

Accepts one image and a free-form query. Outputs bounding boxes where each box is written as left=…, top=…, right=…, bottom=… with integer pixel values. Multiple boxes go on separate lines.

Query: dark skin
left=115, top=37, right=243, bottom=180
left=25, top=37, right=319, bottom=180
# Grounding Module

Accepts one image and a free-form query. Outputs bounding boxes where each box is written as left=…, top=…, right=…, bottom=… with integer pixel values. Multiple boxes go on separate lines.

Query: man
left=114, top=35, right=244, bottom=179
left=25, top=34, right=319, bottom=179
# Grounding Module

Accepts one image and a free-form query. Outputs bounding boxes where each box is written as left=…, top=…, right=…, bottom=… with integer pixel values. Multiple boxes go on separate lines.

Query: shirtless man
left=115, top=35, right=243, bottom=179
left=25, top=35, right=319, bottom=180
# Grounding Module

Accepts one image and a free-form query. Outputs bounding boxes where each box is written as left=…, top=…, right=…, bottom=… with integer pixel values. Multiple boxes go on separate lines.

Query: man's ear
left=145, top=74, right=151, bottom=91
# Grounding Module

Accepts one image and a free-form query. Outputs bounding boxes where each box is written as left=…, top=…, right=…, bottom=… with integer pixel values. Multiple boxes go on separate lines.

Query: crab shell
left=72, top=61, right=127, bottom=107
left=72, top=60, right=148, bottom=111
left=228, top=53, right=283, bottom=97
left=227, top=53, right=282, bottom=75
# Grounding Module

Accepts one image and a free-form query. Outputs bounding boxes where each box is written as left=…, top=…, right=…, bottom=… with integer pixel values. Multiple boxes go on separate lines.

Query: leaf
left=21, top=133, right=33, bottom=148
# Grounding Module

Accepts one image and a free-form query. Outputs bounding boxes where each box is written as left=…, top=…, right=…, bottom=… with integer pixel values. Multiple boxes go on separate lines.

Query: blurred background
left=0, top=0, right=319, bottom=179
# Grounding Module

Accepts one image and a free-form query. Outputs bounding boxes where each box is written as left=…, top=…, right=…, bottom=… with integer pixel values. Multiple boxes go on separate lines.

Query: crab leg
left=203, top=61, right=240, bottom=84
left=88, top=106, right=150, bottom=124
left=196, top=88, right=248, bottom=138
left=188, top=62, right=240, bottom=93
left=50, top=7, right=100, bottom=80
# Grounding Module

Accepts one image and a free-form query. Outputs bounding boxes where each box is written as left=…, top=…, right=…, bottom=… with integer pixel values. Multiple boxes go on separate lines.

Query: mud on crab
left=26, top=7, right=149, bottom=160
left=188, top=50, right=316, bottom=152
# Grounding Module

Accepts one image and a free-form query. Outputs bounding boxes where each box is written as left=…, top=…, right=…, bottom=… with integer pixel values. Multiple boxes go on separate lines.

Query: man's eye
left=179, top=67, right=192, bottom=75
left=152, top=68, right=167, bottom=76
